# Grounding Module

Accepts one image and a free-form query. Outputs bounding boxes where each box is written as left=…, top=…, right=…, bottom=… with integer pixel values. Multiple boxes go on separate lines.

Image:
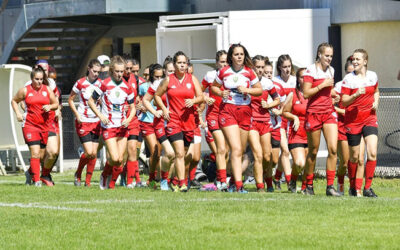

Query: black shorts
left=346, top=126, right=378, bottom=147
left=168, top=132, right=192, bottom=147
left=27, top=140, right=46, bottom=149
left=128, top=132, right=143, bottom=142
left=158, top=135, right=168, bottom=144
left=271, top=137, right=280, bottom=148
left=79, top=132, right=100, bottom=144
left=48, top=131, right=57, bottom=137
left=289, top=143, right=308, bottom=151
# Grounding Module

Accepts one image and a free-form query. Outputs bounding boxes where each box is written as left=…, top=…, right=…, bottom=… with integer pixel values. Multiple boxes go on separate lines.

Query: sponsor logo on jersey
left=332, top=112, right=337, bottom=118
left=295, top=100, right=300, bottom=104
left=233, top=76, right=238, bottom=83
left=157, top=128, right=163, bottom=134
left=28, top=93, right=34, bottom=97
left=305, top=122, right=310, bottom=130
left=27, top=133, right=32, bottom=140
left=210, top=120, right=216, bottom=127
left=346, top=127, right=351, bottom=133
left=115, top=91, right=120, bottom=98
left=171, top=85, right=176, bottom=89
left=220, top=117, right=225, bottom=125
left=42, top=91, right=47, bottom=97
left=79, top=129, right=85, bottom=135
left=186, top=83, right=192, bottom=89
left=104, top=132, right=109, bottom=138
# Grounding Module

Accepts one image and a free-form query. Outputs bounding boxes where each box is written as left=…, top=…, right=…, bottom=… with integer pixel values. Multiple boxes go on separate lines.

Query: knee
left=263, top=152, right=271, bottom=163
left=294, top=159, right=305, bottom=168
left=308, top=150, right=318, bottom=160
left=175, top=150, right=185, bottom=160
left=327, top=146, right=337, bottom=157
left=368, top=150, right=377, bottom=161
left=230, top=147, right=242, bottom=158
left=253, top=151, right=262, bottom=164
left=109, top=155, right=120, bottom=166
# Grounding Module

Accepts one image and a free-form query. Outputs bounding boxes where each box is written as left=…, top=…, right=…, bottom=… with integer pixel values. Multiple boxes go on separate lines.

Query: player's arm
left=11, top=87, right=26, bottom=122
left=154, top=77, right=170, bottom=121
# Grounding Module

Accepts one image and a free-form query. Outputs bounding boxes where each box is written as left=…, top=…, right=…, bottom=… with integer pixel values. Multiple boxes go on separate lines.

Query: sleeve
left=249, top=69, right=259, bottom=86
left=341, top=78, right=352, bottom=96
left=72, top=81, right=80, bottom=93
left=215, top=69, right=224, bottom=85
left=303, top=67, right=314, bottom=84
left=138, top=85, right=144, bottom=97
left=127, top=86, right=135, bottom=104
left=333, top=81, right=342, bottom=94
left=92, top=81, right=104, bottom=100
left=374, top=72, right=379, bottom=90
left=147, top=86, right=156, bottom=96
left=201, top=78, right=210, bottom=90
left=268, top=86, right=278, bottom=99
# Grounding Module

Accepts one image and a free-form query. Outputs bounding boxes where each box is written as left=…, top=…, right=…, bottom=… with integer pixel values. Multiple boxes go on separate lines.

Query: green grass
left=0, top=172, right=399, bottom=249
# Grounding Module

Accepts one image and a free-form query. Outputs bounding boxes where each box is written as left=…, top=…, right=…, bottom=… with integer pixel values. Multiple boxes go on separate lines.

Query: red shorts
left=128, top=118, right=140, bottom=137
left=288, top=120, right=307, bottom=144
left=166, top=119, right=195, bottom=143
left=102, top=127, right=128, bottom=140
left=337, top=120, right=347, bottom=141
left=140, top=121, right=155, bottom=137
left=22, top=127, right=48, bottom=146
left=206, top=114, right=220, bottom=132
left=153, top=117, right=166, bottom=140
left=305, top=111, right=338, bottom=132
left=205, top=129, right=214, bottom=143
left=219, top=103, right=251, bottom=131
left=345, top=115, right=378, bottom=135
left=75, top=120, right=101, bottom=138
left=271, top=127, right=281, bottom=142
left=49, top=120, right=60, bottom=134
left=251, top=120, right=271, bottom=136
left=194, top=127, right=202, bottom=144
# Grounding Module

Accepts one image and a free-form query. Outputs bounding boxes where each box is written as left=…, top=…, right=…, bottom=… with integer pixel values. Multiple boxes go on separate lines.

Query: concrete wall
left=340, top=21, right=400, bottom=87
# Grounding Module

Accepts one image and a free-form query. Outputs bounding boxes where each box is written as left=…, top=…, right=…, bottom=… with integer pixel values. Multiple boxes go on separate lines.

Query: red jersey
left=23, top=84, right=51, bottom=131
left=202, top=70, right=223, bottom=117
left=72, top=77, right=102, bottom=123
left=94, top=77, right=135, bottom=129
left=251, top=77, right=278, bottom=122
left=268, top=81, right=286, bottom=129
left=303, top=63, right=335, bottom=113
left=291, top=90, right=308, bottom=121
left=166, top=73, right=196, bottom=131
left=334, top=80, right=345, bottom=123
left=147, top=79, right=167, bottom=110
left=273, top=75, right=297, bottom=96
left=215, top=65, right=258, bottom=105
left=341, top=71, right=378, bottom=130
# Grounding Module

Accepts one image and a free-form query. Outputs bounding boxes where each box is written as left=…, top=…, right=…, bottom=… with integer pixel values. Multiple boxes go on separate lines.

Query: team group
left=11, top=42, right=379, bottom=197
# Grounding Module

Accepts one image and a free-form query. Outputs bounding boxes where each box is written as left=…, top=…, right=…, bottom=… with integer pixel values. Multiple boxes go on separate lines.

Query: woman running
left=341, top=49, right=379, bottom=198
left=201, top=50, right=229, bottom=190
left=69, top=59, right=102, bottom=187
left=89, top=55, right=136, bottom=190
left=142, top=64, right=175, bottom=191
left=303, top=42, right=340, bottom=196
left=282, top=67, right=308, bottom=193
left=11, top=66, right=59, bottom=186
left=154, top=51, right=203, bottom=192
left=211, top=44, right=262, bottom=193
left=249, top=55, right=280, bottom=192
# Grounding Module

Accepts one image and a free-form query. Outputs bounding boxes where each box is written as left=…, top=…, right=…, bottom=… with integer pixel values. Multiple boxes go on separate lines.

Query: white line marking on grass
left=0, top=202, right=99, bottom=212
left=61, top=199, right=155, bottom=205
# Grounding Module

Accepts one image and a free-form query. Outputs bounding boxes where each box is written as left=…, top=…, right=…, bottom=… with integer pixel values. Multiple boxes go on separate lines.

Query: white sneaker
left=126, top=184, right=135, bottom=189
left=337, top=183, right=344, bottom=195
left=99, top=174, right=109, bottom=190
left=356, top=189, right=362, bottom=197
left=34, top=181, right=41, bottom=187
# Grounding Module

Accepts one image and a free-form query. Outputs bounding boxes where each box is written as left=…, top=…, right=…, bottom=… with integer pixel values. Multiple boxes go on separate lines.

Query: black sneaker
left=189, top=179, right=202, bottom=189
left=348, top=187, right=357, bottom=197
left=288, top=180, right=297, bottom=193
left=273, top=179, right=281, bottom=191
left=305, top=185, right=314, bottom=195
left=266, top=186, right=274, bottom=193
left=326, top=185, right=341, bottom=197
left=363, top=188, right=378, bottom=198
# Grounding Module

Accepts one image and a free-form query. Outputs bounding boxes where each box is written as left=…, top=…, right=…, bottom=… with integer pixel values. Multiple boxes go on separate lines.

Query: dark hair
left=264, top=58, right=273, bottom=67
left=86, top=59, right=101, bottom=76
left=227, top=44, right=253, bottom=68
left=295, top=67, right=307, bottom=100
left=344, top=60, right=353, bottom=72
left=277, top=54, right=295, bottom=76
left=163, top=56, right=173, bottom=70
left=31, top=65, right=49, bottom=86
left=48, top=66, right=56, bottom=74
left=173, top=51, right=188, bottom=65
left=252, top=55, right=265, bottom=66
left=353, top=48, right=368, bottom=67
left=149, top=63, right=164, bottom=83
left=315, top=42, right=333, bottom=61
left=216, top=50, right=227, bottom=62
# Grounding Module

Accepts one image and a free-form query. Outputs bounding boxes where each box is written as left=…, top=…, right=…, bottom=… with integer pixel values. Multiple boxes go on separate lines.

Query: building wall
left=341, top=21, right=400, bottom=87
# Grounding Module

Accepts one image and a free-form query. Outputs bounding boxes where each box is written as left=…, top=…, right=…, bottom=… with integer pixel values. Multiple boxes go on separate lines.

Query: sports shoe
left=301, top=189, right=306, bottom=195
left=337, top=183, right=344, bottom=195
left=160, top=179, right=169, bottom=191
left=170, top=184, right=179, bottom=192
left=179, top=184, right=188, bottom=192
left=326, top=185, right=341, bottom=197
left=356, top=189, right=362, bottom=197
left=348, top=187, right=357, bottom=197
left=25, top=171, right=32, bottom=185
left=188, top=179, right=201, bottom=189
left=305, top=185, right=315, bottom=195
left=34, top=181, right=42, bottom=187
left=267, top=186, right=274, bottom=193
left=148, top=180, right=157, bottom=190
left=228, top=184, right=236, bottom=193
left=273, top=179, right=281, bottom=191
left=99, top=174, right=109, bottom=190
left=126, top=183, right=135, bottom=189
left=257, top=188, right=265, bottom=193
left=237, top=187, right=248, bottom=194
left=288, top=180, right=297, bottom=193
left=40, top=175, right=54, bottom=187
left=219, top=182, right=228, bottom=192
left=74, top=173, right=81, bottom=187
left=363, top=188, right=378, bottom=198
left=120, top=172, right=126, bottom=187
left=135, top=181, right=145, bottom=188
left=84, top=182, right=91, bottom=187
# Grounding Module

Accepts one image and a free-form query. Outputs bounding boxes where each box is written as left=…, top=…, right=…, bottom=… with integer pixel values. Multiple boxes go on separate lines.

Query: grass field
left=0, top=171, right=399, bottom=249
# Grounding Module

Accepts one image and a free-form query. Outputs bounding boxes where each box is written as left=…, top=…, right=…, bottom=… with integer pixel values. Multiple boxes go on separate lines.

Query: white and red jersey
left=268, top=81, right=286, bottom=129
left=202, top=70, right=223, bottom=117
left=22, top=84, right=51, bottom=131
left=303, top=63, right=335, bottom=113
left=166, top=73, right=196, bottom=131
left=72, top=77, right=102, bottom=123
left=215, top=65, right=258, bottom=105
left=251, top=77, right=278, bottom=122
left=273, top=75, right=297, bottom=96
left=93, top=77, right=135, bottom=129
left=334, top=80, right=345, bottom=120
left=147, top=79, right=167, bottom=111
left=341, top=71, right=378, bottom=129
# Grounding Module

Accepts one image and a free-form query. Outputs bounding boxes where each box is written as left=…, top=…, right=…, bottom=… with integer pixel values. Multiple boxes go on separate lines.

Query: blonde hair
left=353, top=48, right=368, bottom=67
left=109, top=55, right=126, bottom=75
left=315, top=42, right=333, bottom=62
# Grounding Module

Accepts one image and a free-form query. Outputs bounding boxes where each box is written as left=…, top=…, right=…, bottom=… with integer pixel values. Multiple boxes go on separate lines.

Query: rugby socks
left=134, top=163, right=141, bottom=183
left=256, top=183, right=265, bottom=190
left=161, top=171, right=169, bottom=181
left=126, top=161, right=137, bottom=185
left=235, top=181, right=243, bottom=191
left=348, top=161, right=357, bottom=189
left=171, top=176, right=179, bottom=186
left=109, top=166, right=123, bottom=189
left=338, top=174, right=345, bottom=185
left=355, top=178, right=363, bottom=191
left=306, top=173, right=314, bottom=186
left=274, top=170, right=282, bottom=181
left=292, top=174, right=298, bottom=182
left=85, top=158, right=96, bottom=186
left=189, top=166, right=197, bottom=181
left=30, top=158, right=40, bottom=182
left=364, top=160, right=376, bottom=190
left=178, top=179, right=185, bottom=187
left=265, top=177, right=273, bottom=188
left=102, top=161, right=112, bottom=178
left=209, top=153, right=216, bottom=162
left=285, top=174, right=291, bottom=184
left=326, top=170, right=336, bottom=186
left=301, top=179, right=307, bottom=191
left=76, top=154, right=89, bottom=179
left=42, top=166, right=51, bottom=176
left=219, top=169, right=227, bottom=183
left=149, top=172, right=156, bottom=182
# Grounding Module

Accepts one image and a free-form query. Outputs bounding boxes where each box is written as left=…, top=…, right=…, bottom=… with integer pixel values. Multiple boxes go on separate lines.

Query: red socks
left=30, top=158, right=40, bottom=182
left=355, top=178, right=363, bottom=191
left=85, top=158, right=96, bottom=186
left=235, top=181, right=243, bottom=191
left=149, top=172, right=156, bottom=182
left=338, top=174, right=345, bottom=185
left=306, top=173, right=314, bottom=186
left=265, top=177, right=273, bottom=188
left=301, top=179, right=306, bottom=190
left=348, top=161, right=357, bottom=189
left=108, top=166, right=123, bottom=189
left=134, top=163, right=141, bottom=182
left=161, top=170, right=169, bottom=180
left=256, top=183, right=265, bottom=190
left=217, top=169, right=227, bottom=183
left=178, top=179, right=185, bottom=187
left=126, top=161, right=137, bottom=185
left=326, top=170, right=336, bottom=186
left=285, top=174, right=291, bottom=184
left=42, top=167, right=51, bottom=176
left=189, top=166, right=197, bottom=181
left=292, top=175, right=298, bottom=182
left=76, top=154, right=89, bottom=178
left=364, top=160, right=376, bottom=189
left=274, top=170, right=282, bottom=181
